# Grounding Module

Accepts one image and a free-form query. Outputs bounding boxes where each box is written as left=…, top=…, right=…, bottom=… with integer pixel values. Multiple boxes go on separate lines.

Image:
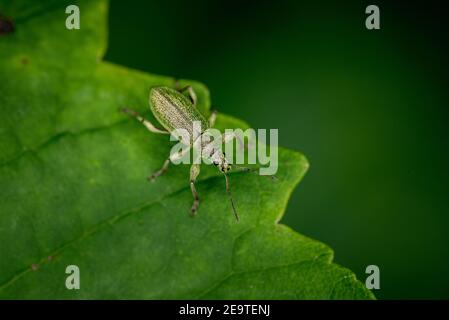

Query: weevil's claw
left=190, top=200, right=199, bottom=216
left=121, top=107, right=137, bottom=117
left=147, top=175, right=156, bottom=182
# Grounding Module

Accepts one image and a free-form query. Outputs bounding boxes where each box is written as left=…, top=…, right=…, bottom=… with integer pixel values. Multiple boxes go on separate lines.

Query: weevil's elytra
left=150, top=87, right=209, bottom=138
left=121, top=85, right=249, bottom=222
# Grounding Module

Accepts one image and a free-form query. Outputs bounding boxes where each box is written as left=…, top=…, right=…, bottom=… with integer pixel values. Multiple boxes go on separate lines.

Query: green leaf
left=0, top=0, right=374, bottom=299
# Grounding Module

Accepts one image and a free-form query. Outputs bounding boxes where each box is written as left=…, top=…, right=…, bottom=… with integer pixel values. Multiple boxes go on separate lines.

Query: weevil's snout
left=212, top=153, right=231, bottom=173
left=221, top=163, right=231, bottom=173
left=220, top=158, right=231, bottom=173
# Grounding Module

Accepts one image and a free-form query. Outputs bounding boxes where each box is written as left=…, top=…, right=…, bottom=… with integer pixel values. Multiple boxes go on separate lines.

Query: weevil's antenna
left=232, top=164, right=277, bottom=181
left=224, top=173, right=240, bottom=222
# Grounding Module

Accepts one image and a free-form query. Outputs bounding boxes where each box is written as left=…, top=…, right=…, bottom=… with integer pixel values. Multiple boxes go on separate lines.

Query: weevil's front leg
left=189, top=164, right=201, bottom=215
left=121, top=107, right=169, bottom=135
left=208, top=110, right=218, bottom=127
left=148, top=145, right=191, bottom=181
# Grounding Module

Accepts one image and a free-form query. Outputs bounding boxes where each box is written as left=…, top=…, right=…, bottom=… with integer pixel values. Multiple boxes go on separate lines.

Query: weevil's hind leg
left=121, top=107, right=169, bottom=135
left=189, top=164, right=201, bottom=216
left=173, top=80, right=198, bottom=106
left=177, top=85, right=197, bottom=106
left=208, top=110, right=218, bottom=127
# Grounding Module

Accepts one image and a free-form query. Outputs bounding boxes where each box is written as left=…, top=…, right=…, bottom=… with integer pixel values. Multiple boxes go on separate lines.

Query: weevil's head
left=212, top=152, right=231, bottom=173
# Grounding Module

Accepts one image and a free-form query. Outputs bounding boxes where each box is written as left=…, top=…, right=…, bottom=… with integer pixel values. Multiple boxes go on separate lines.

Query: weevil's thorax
left=149, top=87, right=209, bottom=141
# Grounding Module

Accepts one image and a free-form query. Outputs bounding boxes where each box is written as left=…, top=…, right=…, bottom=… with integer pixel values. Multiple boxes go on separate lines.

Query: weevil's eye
left=227, top=166, right=231, bottom=171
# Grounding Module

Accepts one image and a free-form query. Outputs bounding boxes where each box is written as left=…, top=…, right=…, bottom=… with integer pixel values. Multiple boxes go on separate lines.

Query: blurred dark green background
left=105, top=0, right=449, bottom=299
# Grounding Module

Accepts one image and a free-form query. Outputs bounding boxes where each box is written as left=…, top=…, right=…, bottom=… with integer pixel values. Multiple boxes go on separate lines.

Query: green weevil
left=121, top=85, right=247, bottom=221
